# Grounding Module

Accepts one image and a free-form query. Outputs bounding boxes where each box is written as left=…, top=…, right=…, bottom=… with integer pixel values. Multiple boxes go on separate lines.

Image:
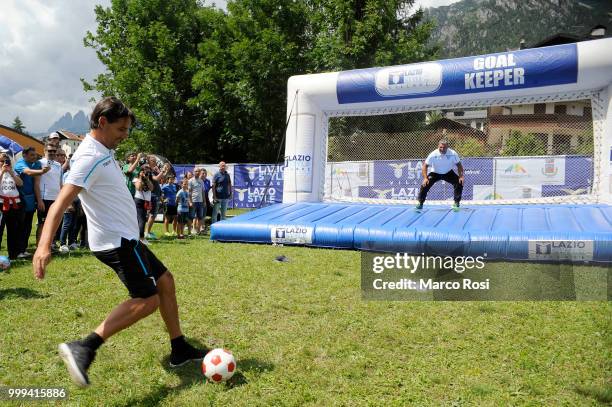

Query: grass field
left=0, top=216, right=610, bottom=406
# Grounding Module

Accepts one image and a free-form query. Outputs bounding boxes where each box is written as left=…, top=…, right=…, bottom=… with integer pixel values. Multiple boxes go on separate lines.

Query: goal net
left=324, top=93, right=605, bottom=205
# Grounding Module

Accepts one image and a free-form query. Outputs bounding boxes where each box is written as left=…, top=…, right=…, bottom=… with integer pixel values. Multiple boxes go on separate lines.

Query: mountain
left=47, top=110, right=89, bottom=134
left=424, top=0, right=612, bottom=58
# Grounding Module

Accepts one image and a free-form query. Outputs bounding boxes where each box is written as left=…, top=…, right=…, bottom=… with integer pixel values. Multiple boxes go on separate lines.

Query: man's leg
left=211, top=201, right=220, bottom=224
left=442, top=171, right=463, bottom=205
left=156, top=272, right=181, bottom=339
left=20, top=210, right=35, bottom=255
left=417, top=173, right=440, bottom=207
left=59, top=295, right=159, bottom=387
left=154, top=270, right=208, bottom=367
left=94, top=295, right=160, bottom=339
left=220, top=199, right=228, bottom=221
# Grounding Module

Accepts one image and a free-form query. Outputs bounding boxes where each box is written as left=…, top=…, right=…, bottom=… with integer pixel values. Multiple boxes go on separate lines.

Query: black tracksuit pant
left=418, top=171, right=463, bottom=205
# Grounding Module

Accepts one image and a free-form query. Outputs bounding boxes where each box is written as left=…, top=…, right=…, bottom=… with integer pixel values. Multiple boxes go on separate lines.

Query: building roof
left=56, top=130, right=85, bottom=141
left=0, top=123, right=45, bottom=155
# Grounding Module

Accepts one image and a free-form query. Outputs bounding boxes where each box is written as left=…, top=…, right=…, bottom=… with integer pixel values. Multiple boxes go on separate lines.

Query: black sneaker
left=58, top=341, right=96, bottom=387
left=169, top=342, right=209, bottom=368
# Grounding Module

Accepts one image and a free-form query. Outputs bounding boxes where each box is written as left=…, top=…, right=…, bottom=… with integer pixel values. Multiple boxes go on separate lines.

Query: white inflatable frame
left=282, top=38, right=612, bottom=205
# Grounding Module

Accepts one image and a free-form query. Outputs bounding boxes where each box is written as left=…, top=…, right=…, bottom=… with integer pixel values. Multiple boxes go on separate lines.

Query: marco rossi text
left=369, top=253, right=489, bottom=291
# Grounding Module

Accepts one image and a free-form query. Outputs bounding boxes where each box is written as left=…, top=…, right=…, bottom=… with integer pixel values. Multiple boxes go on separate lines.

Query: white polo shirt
left=425, top=148, right=461, bottom=174
left=39, top=158, right=63, bottom=200
left=65, top=134, right=139, bottom=251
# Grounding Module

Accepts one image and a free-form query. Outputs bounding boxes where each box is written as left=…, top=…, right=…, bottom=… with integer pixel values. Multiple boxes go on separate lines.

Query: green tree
left=83, top=0, right=212, bottom=162
left=502, top=131, right=547, bottom=157
left=85, top=0, right=438, bottom=163
left=454, top=137, right=487, bottom=157
left=306, top=0, right=438, bottom=71
left=12, top=116, right=26, bottom=133
left=190, top=0, right=310, bottom=161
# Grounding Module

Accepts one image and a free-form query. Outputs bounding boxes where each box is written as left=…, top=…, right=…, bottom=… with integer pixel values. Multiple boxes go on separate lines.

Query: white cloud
left=414, top=0, right=462, bottom=10
left=0, top=0, right=111, bottom=133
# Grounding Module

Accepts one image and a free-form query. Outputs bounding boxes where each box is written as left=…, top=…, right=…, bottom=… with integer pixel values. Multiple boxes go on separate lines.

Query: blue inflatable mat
left=211, top=203, right=612, bottom=262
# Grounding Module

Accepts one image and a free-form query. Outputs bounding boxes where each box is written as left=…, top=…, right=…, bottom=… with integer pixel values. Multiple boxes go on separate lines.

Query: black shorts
left=178, top=212, right=190, bottom=224
left=149, top=195, right=160, bottom=217
left=93, top=238, right=167, bottom=298
left=165, top=205, right=177, bottom=217
left=37, top=199, right=55, bottom=225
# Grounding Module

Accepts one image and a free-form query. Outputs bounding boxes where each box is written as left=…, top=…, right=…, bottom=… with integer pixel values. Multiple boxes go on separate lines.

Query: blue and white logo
left=375, top=63, right=442, bottom=97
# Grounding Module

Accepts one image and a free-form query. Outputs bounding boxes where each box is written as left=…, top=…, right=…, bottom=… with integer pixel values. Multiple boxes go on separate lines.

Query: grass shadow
left=119, top=339, right=275, bottom=405
left=0, top=287, right=49, bottom=300
left=117, top=338, right=211, bottom=406
left=224, top=357, right=275, bottom=389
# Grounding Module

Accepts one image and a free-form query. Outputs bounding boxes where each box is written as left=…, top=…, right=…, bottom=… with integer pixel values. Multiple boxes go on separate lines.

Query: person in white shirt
left=0, top=152, right=23, bottom=259
left=32, top=97, right=207, bottom=388
left=36, top=143, right=63, bottom=246
left=416, top=139, right=464, bottom=211
left=133, top=164, right=154, bottom=244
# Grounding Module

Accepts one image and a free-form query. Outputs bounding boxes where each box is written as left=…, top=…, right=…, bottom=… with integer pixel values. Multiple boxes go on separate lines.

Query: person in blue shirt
left=161, top=175, right=179, bottom=237
left=212, top=161, right=232, bottom=223
left=175, top=178, right=190, bottom=239
left=201, top=169, right=212, bottom=232
left=14, top=146, right=50, bottom=258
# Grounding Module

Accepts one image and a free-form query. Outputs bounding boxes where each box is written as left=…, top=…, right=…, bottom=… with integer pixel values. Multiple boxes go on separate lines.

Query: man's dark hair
left=22, top=146, right=36, bottom=155
left=90, top=96, right=136, bottom=129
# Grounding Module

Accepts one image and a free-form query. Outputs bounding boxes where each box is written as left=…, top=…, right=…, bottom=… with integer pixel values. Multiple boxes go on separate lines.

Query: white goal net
left=324, top=91, right=606, bottom=205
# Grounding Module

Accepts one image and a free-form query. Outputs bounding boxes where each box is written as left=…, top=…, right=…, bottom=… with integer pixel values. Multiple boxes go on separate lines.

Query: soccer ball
left=0, top=255, right=10, bottom=271
left=201, top=348, right=236, bottom=383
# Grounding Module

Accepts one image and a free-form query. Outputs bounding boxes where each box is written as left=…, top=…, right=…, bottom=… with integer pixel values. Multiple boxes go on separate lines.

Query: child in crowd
left=176, top=178, right=190, bottom=239
left=161, top=175, right=179, bottom=236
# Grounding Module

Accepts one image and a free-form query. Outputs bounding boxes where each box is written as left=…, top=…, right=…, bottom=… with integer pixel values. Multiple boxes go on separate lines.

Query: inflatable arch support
left=282, top=38, right=612, bottom=205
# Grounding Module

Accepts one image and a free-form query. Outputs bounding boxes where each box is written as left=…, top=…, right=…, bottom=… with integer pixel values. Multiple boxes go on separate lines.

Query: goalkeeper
left=416, top=139, right=464, bottom=211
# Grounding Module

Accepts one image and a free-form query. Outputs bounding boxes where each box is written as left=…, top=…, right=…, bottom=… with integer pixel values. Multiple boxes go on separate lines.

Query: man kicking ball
left=33, top=97, right=208, bottom=387
left=416, top=139, right=464, bottom=211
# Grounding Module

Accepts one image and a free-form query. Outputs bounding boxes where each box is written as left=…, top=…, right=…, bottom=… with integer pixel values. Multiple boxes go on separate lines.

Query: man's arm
left=227, top=175, right=232, bottom=199
left=33, top=184, right=82, bottom=280
left=456, top=162, right=464, bottom=184
left=421, top=162, right=429, bottom=186
left=212, top=176, right=217, bottom=201
left=34, top=175, right=45, bottom=211
left=20, top=167, right=50, bottom=176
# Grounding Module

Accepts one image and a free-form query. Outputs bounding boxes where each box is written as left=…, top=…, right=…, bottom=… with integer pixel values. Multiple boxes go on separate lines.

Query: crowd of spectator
left=0, top=131, right=233, bottom=260
left=121, top=154, right=232, bottom=244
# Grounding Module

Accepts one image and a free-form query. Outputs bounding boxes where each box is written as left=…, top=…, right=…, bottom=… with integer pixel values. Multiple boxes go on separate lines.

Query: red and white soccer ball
left=202, top=348, right=236, bottom=383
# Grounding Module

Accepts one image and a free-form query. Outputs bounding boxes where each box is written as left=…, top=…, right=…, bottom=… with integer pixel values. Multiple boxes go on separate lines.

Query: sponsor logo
left=375, top=63, right=442, bottom=97
left=245, top=166, right=259, bottom=181
left=372, top=189, right=392, bottom=199
left=504, top=164, right=527, bottom=174
left=389, top=163, right=408, bottom=179
left=284, top=154, right=311, bottom=164
left=386, top=162, right=422, bottom=181
left=559, top=188, right=587, bottom=196
left=541, top=158, right=558, bottom=177
left=234, top=187, right=277, bottom=203
left=271, top=226, right=313, bottom=244
left=483, top=192, right=503, bottom=200
left=528, top=240, right=593, bottom=261
left=235, top=188, right=249, bottom=201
